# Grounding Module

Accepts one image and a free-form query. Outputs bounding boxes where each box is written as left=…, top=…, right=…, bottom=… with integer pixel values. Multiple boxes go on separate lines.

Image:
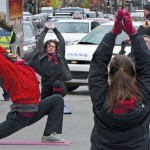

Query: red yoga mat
left=0, top=140, right=71, bottom=145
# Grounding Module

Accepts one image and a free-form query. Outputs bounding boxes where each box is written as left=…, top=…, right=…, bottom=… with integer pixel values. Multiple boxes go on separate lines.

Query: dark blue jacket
left=88, top=32, right=150, bottom=150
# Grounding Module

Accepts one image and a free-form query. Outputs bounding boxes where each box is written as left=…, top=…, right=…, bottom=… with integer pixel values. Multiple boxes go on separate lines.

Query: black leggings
left=0, top=94, right=64, bottom=139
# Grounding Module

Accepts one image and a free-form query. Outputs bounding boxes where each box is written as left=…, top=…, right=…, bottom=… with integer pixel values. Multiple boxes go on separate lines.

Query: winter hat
left=144, top=2, right=150, bottom=11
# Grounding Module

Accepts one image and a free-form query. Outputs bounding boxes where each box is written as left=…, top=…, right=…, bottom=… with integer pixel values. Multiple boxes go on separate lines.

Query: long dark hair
left=107, top=55, right=142, bottom=112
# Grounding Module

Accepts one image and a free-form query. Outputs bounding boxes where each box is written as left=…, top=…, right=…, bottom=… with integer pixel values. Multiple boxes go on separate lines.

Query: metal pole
left=114, top=0, right=117, bottom=13
left=129, top=0, right=131, bottom=12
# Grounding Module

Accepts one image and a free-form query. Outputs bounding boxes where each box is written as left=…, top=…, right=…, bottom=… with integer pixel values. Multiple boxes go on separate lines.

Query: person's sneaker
left=41, top=133, right=65, bottom=143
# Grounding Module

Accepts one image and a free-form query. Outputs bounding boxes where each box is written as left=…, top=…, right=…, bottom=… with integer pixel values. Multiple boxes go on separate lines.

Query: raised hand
left=112, top=7, right=123, bottom=35
left=6, top=53, right=19, bottom=62
left=143, top=20, right=150, bottom=28
left=45, top=22, right=55, bottom=30
left=122, top=10, right=136, bottom=36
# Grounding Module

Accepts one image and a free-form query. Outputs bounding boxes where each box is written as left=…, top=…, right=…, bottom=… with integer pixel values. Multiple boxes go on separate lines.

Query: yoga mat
left=0, top=140, right=71, bottom=145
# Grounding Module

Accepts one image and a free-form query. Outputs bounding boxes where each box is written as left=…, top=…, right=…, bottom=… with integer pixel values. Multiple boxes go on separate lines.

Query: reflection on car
left=64, top=21, right=142, bottom=92
left=44, top=19, right=100, bottom=45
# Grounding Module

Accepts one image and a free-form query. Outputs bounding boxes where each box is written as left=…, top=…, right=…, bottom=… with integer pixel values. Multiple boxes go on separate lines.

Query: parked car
left=87, top=18, right=110, bottom=24
left=44, top=19, right=100, bottom=45
left=64, top=21, right=142, bottom=92
left=23, top=21, right=40, bottom=62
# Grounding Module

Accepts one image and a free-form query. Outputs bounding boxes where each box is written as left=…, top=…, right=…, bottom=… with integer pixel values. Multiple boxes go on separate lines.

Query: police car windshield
left=80, top=24, right=140, bottom=45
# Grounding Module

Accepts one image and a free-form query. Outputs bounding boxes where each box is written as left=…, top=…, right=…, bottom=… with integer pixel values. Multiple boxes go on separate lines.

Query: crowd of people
left=1, top=1, right=150, bottom=149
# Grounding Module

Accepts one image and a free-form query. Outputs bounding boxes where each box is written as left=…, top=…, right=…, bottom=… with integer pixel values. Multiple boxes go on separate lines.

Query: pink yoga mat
left=0, top=140, right=71, bottom=145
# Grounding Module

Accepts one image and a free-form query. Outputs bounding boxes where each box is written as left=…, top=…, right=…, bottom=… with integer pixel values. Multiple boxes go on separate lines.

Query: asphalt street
left=0, top=85, right=93, bottom=150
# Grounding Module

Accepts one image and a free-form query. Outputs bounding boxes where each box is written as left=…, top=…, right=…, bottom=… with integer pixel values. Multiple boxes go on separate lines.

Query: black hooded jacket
left=88, top=32, right=150, bottom=150
left=137, top=25, right=150, bottom=37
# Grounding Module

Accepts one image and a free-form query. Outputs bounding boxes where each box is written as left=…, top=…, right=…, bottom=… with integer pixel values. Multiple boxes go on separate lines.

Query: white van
left=41, top=7, right=53, bottom=19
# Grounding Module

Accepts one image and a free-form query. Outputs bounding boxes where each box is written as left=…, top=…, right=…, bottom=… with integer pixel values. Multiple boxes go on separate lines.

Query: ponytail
left=107, top=55, right=142, bottom=112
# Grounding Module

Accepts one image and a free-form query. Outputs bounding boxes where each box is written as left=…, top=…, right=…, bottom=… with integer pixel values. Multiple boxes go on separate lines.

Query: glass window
left=54, top=22, right=89, bottom=33
left=80, top=25, right=139, bottom=45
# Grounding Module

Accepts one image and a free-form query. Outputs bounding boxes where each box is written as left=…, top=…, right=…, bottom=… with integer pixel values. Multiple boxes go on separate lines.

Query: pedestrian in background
left=0, top=12, right=16, bottom=101
left=72, top=11, right=83, bottom=19
left=89, top=8, right=150, bottom=150
left=143, top=2, right=150, bottom=20
left=120, top=20, right=150, bottom=56
left=136, top=2, right=150, bottom=36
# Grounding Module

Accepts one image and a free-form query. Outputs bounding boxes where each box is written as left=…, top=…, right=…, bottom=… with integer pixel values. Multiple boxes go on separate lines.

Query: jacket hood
left=113, top=97, right=136, bottom=115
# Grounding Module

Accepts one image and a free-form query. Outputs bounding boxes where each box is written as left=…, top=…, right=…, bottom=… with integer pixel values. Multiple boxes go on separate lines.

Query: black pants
left=0, top=94, right=64, bottom=139
left=41, top=80, right=67, bottom=99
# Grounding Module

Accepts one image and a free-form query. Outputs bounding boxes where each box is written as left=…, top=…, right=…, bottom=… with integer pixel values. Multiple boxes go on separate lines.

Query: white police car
left=65, top=21, right=142, bottom=92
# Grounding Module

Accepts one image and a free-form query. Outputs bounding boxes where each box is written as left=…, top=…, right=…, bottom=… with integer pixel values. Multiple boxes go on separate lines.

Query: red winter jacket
left=0, top=46, right=40, bottom=104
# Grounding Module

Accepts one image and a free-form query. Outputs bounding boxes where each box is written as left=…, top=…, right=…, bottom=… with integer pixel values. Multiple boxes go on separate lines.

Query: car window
left=80, top=24, right=139, bottom=45
left=23, top=23, right=34, bottom=38
left=49, top=22, right=89, bottom=33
